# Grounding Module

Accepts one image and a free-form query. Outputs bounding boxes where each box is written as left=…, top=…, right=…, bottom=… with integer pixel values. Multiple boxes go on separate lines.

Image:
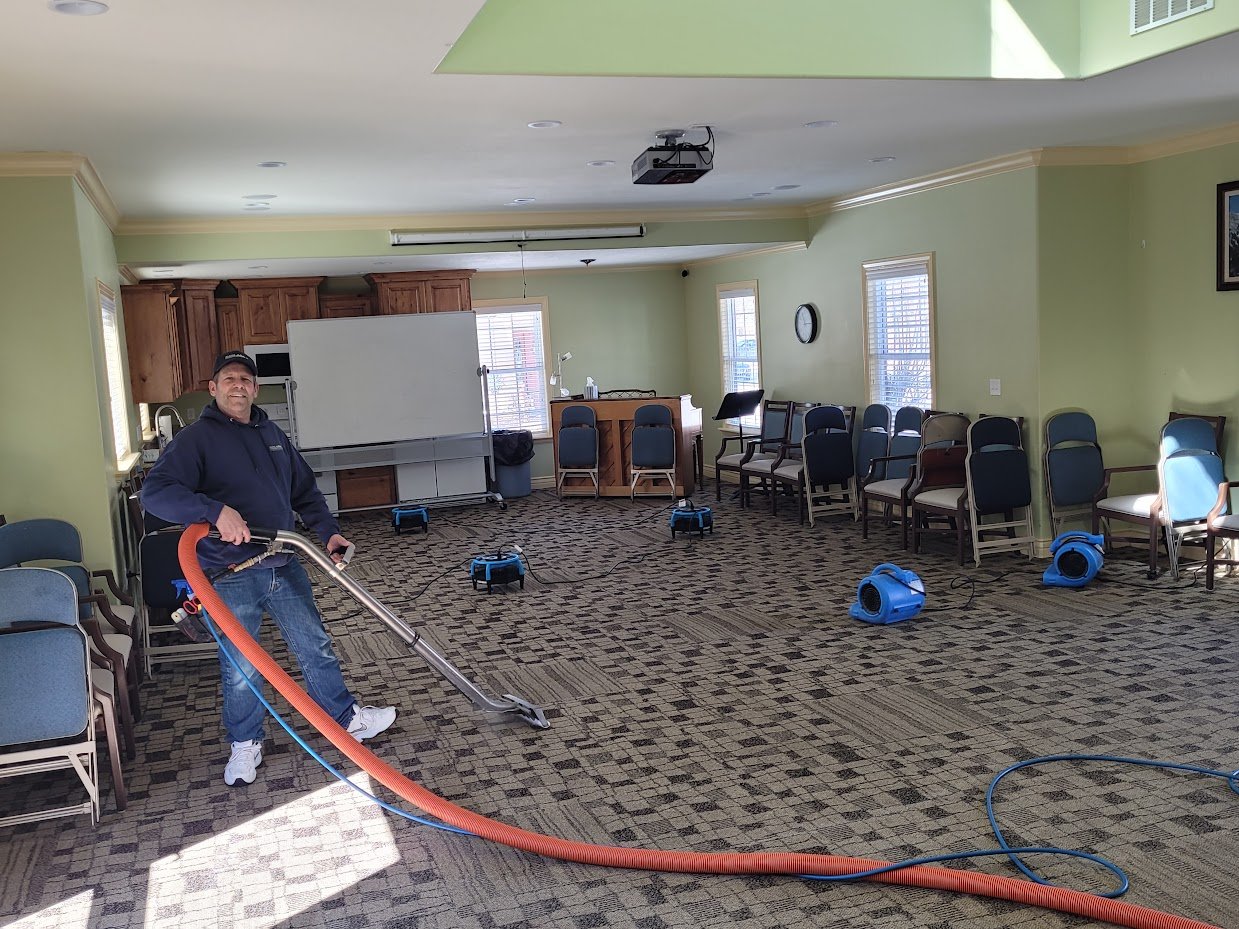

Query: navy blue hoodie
left=141, top=401, right=340, bottom=571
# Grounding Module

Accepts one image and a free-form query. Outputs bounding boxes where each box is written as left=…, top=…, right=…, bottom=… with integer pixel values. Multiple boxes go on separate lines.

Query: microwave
left=244, top=343, right=292, bottom=385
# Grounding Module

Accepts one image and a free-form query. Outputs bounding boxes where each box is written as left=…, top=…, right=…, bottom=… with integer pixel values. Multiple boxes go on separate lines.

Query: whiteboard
left=288, top=312, right=484, bottom=449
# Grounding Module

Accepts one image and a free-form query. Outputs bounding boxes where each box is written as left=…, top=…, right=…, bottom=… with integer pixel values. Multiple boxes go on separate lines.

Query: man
left=142, top=350, right=396, bottom=786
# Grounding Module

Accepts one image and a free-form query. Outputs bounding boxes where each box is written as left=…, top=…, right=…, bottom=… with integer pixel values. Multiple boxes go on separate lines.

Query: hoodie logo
left=268, top=444, right=283, bottom=452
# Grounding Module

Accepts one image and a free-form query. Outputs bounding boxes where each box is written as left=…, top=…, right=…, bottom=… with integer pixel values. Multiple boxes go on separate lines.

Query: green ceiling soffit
left=441, top=0, right=1236, bottom=80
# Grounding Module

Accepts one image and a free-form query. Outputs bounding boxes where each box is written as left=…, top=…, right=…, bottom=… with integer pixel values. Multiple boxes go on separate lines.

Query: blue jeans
left=212, top=560, right=355, bottom=744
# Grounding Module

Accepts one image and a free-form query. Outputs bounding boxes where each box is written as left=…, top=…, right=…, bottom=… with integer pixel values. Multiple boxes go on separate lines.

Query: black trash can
left=492, top=429, right=535, bottom=499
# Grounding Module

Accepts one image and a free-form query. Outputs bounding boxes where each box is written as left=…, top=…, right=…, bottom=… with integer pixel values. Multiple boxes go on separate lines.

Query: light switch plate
left=989, top=378, right=1002, bottom=396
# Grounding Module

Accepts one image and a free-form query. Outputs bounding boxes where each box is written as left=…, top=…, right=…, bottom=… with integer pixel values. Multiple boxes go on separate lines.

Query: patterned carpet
left=2, top=489, right=1238, bottom=929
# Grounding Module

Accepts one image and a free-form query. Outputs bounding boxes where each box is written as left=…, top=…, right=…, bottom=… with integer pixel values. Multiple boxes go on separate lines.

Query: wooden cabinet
left=319, top=293, right=373, bottom=319
left=216, top=297, right=242, bottom=352
left=232, top=276, right=325, bottom=344
left=121, top=279, right=221, bottom=402
left=335, top=466, right=396, bottom=509
left=364, top=270, right=474, bottom=316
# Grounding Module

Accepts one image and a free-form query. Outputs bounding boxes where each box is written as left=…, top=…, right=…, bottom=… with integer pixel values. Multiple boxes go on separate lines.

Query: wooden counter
left=551, top=395, right=702, bottom=497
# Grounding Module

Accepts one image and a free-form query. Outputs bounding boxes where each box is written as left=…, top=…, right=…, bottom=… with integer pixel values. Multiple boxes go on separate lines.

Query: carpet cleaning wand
left=214, top=527, right=549, bottom=730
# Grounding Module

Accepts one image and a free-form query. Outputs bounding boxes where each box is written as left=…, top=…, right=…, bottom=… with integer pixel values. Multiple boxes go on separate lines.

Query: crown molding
left=684, top=242, right=807, bottom=269
left=0, top=152, right=121, bottom=230
left=115, top=204, right=807, bottom=237
left=816, top=151, right=1041, bottom=213
left=1127, top=120, right=1239, bottom=162
left=118, top=264, right=140, bottom=285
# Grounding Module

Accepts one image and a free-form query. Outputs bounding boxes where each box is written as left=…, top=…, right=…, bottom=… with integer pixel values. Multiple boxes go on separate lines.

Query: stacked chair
left=629, top=404, right=676, bottom=498
left=741, top=401, right=812, bottom=513
left=0, top=566, right=128, bottom=823
left=715, top=398, right=792, bottom=500
left=853, top=404, right=893, bottom=512
left=1043, top=411, right=1105, bottom=535
left=801, top=405, right=858, bottom=525
left=1156, top=417, right=1227, bottom=579
left=859, top=406, right=925, bottom=546
left=908, top=413, right=972, bottom=563
left=0, top=518, right=140, bottom=760
left=556, top=405, right=600, bottom=498
left=964, top=416, right=1035, bottom=565
left=1092, top=413, right=1226, bottom=577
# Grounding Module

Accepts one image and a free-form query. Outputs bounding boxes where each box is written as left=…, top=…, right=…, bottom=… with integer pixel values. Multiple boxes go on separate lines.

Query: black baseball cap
left=212, top=350, right=257, bottom=378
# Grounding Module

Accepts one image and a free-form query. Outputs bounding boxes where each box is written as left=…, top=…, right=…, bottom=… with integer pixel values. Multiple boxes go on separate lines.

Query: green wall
left=472, top=267, right=688, bottom=480
left=1129, top=141, right=1239, bottom=466
left=685, top=170, right=1041, bottom=520
left=0, top=177, right=123, bottom=569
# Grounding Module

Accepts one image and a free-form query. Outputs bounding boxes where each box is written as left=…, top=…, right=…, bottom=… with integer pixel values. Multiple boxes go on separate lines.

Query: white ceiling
left=5, top=1, right=1239, bottom=276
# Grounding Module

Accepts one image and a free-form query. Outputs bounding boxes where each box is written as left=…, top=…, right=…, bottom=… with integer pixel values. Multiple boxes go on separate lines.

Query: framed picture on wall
left=1217, top=180, right=1239, bottom=291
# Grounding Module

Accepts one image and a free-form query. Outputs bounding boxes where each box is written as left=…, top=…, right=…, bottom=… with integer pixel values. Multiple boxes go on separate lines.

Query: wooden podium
left=551, top=396, right=703, bottom=497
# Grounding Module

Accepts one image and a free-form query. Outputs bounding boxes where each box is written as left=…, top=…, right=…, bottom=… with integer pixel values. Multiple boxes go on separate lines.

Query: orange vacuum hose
left=180, top=524, right=1219, bottom=929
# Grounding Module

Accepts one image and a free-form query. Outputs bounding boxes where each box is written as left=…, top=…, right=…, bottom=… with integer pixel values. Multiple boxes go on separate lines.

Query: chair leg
left=798, top=480, right=805, bottom=524
left=899, top=501, right=909, bottom=550
left=1147, top=523, right=1160, bottom=579
left=1206, top=532, right=1216, bottom=590
left=860, top=495, right=868, bottom=537
left=96, top=692, right=128, bottom=812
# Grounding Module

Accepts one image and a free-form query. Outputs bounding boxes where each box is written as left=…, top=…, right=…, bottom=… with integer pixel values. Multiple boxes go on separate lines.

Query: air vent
left=1131, top=0, right=1213, bottom=34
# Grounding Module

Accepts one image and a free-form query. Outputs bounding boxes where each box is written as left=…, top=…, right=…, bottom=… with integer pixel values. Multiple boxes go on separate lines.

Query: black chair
left=630, top=404, right=676, bottom=498
left=1043, top=411, right=1105, bottom=535
left=854, top=404, right=892, bottom=492
left=859, top=409, right=926, bottom=546
left=716, top=396, right=787, bottom=500
left=557, top=405, right=600, bottom=498
left=140, top=528, right=218, bottom=671
left=966, top=416, right=1034, bottom=565
left=711, top=389, right=766, bottom=499
left=802, top=406, right=857, bottom=525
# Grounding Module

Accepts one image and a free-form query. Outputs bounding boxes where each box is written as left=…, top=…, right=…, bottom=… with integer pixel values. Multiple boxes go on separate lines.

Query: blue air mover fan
left=849, top=563, right=925, bottom=624
left=1043, top=531, right=1104, bottom=588
left=392, top=505, right=429, bottom=535
left=669, top=501, right=713, bottom=539
left=469, top=552, right=525, bottom=593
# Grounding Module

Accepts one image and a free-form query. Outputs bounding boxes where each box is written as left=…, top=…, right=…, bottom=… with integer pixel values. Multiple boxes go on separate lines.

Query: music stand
left=713, top=389, right=765, bottom=431
left=713, top=390, right=765, bottom=500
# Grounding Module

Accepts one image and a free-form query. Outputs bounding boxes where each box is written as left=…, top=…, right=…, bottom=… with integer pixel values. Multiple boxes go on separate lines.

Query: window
left=862, top=255, right=935, bottom=412
left=475, top=298, right=551, bottom=437
left=98, top=281, right=133, bottom=464
left=717, top=282, right=761, bottom=430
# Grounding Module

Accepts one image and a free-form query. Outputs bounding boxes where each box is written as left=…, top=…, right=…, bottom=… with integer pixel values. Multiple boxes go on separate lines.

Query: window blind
left=99, top=282, right=132, bottom=462
left=476, top=304, right=550, bottom=436
left=718, top=285, right=761, bottom=429
left=862, top=257, right=934, bottom=412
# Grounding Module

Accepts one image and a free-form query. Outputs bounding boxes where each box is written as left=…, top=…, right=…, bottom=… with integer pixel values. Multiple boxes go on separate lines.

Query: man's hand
left=327, top=533, right=353, bottom=565
left=215, top=506, right=250, bottom=545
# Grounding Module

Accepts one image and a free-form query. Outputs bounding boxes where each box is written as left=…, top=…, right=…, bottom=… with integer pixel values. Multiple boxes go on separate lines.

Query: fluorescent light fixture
left=390, top=225, right=645, bottom=247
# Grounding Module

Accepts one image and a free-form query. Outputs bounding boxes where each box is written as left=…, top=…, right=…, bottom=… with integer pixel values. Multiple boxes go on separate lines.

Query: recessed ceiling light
left=243, top=203, right=271, bottom=211
left=803, top=119, right=838, bottom=129
left=587, top=160, right=616, bottom=168
left=527, top=120, right=562, bottom=129
left=243, top=194, right=277, bottom=200
left=151, top=268, right=177, bottom=274
left=257, top=161, right=287, bottom=168
left=248, top=265, right=269, bottom=270
left=751, top=192, right=772, bottom=197
left=48, top=0, right=109, bottom=14
left=374, top=260, right=392, bottom=266
left=869, top=156, right=896, bottom=163
left=773, top=184, right=801, bottom=190
left=508, top=198, right=536, bottom=205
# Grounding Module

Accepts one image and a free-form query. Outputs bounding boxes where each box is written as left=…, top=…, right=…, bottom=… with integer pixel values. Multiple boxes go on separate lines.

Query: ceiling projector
left=632, top=128, right=713, bottom=185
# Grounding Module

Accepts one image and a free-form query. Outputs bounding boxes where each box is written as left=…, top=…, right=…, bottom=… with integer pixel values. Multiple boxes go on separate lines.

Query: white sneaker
left=224, top=740, right=263, bottom=786
left=346, top=703, right=396, bottom=742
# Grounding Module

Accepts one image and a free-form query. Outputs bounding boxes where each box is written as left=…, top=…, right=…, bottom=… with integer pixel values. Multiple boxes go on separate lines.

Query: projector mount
left=632, top=125, right=715, bottom=185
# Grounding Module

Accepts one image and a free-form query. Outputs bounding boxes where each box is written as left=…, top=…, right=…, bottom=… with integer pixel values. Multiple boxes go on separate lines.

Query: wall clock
left=794, top=303, right=819, bottom=344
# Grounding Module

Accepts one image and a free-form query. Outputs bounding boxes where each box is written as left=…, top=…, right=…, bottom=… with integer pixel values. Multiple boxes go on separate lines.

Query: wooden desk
left=551, top=396, right=702, bottom=497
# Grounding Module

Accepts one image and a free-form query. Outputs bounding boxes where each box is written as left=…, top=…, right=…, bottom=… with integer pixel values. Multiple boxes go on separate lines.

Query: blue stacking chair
left=556, top=405, right=600, bottom=498
left=0, top=567, right=126, bottom=825
left=630, top=404, right=676, bottom=498
left=965, top=416, right=1034, bottom=566
left=855, top=403, right=892, bottom=491
left=1043, top=411, right=1105, bottom=535
left=1158, top=417, right=1228, bottom=579
left=860, top=407, right=926, bottom=546
left=802, top=406, right=856, bottom=525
